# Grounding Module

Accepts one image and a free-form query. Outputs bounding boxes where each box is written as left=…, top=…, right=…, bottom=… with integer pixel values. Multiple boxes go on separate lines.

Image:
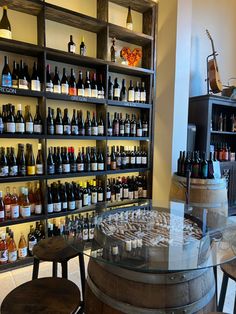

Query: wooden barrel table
left=170, top=174, right=228, bottom=228
left=85, top=259, right=216, bottom=314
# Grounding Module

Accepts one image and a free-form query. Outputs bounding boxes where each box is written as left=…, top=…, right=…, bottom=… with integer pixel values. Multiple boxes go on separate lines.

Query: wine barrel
left=170, top=174, right=228, bottom=227
left=85, top=259, right=216, bottom=314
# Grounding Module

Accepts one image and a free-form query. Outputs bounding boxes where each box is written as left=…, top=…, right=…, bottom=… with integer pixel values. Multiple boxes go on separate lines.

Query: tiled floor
left=0, top=259, right=235, bottom=313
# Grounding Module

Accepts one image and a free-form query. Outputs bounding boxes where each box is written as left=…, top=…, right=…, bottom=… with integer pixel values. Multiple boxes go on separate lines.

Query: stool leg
left=61, top=261, right=68, bottom=279
left=32, top=258, right=40, bottom=280
left=52, top=262, right=58, bottom=277
left=218, top=273, right=229, bottom=311
left=79, top=253, right=86, bottom=302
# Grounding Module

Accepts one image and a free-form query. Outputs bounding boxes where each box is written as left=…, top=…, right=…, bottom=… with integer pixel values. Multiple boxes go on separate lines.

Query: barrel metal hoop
left=87, top=274, right=215, bottom=314
left=97, top=261, right=208, bottom=284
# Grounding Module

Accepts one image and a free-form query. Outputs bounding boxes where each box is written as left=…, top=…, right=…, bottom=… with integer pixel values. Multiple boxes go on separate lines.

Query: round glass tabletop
left=64, top=201, right=236, bottom=272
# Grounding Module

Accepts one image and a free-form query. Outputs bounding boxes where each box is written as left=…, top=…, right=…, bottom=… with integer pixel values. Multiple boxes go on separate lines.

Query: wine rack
left=0, top=0, right=157, bottom=271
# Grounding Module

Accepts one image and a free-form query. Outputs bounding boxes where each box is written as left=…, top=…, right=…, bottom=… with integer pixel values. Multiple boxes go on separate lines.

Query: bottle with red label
left=69, top=68, right=77, bottom=96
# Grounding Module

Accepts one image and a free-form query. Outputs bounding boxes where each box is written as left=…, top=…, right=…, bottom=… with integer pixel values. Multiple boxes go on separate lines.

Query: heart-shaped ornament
left=120, top=47, right=142, bottom=67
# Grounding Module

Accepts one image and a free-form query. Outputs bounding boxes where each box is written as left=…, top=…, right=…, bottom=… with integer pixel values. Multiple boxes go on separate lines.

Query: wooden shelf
left=45, top=91, right=106, bottom=104
left=0, top=133, right=44, bottom=139
left=211, top=131, right=236, bottom=135
left=106, top=167, right=149, bottom=175
left=0, top=38, right=43, bottom=57
left=107, top=136, right=149, bottom=141
left=109, top=0, right=156, bottom=13
left=0, top=175, right=44, bottom=183
left=108, top=62, right=154, bottom=76
left=0, top=215, right=46, bottom=228
left=45, top=171, right=106, bottom=180
left=108, top=23, right=153, bottom=46
left=46, top=135, right=105, bottom=140
left=0, top=85, right=44, bottom=98
left=0, top=0, right=43, bottom=16
left=47, top=204, right=97, bottom=219
left=107, top=99, right=152, bottom=109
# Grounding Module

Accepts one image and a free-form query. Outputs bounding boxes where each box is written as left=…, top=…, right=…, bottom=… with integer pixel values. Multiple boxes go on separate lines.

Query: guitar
left=206, top=29, right=223, bottom=93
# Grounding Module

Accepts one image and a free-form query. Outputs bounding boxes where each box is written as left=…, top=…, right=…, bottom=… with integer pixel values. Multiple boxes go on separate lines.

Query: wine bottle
left=61, top=68, right=69, bottom=94
left=69, top=68, right=77, bottom=96
left=84, top=71, right=91, bottom=97
left=107, top=147, right=111, bottom=170
left=63, top=108, right=71, bottom=135
left=110, top=38, right=116, bottom=62
left=36, top=143, right=44, bottom=175
left=68, top=34, right=76, bottom=53
left=97, top=180, right=104, bottom=202
left=33, top=105, right=43, bottom=134
left=85, top=111, right=92, bottom=136
left=11, top=187, right=19, bottom=219
left=68, top=184, right=76, bottom=211
left=62, top=147, right=70, bottom=173
left=98, top=113, right=104, bottom=136
left=17, top=144, right=26, bottom=176
left=111, top=146, right=117, bottom=170
left=0, top=6, right=12, bottom=39
left=107, top=112, right=112, bottom=136
left=136, top=115, right=142, bottom=137
left=34, top=183, right=42, bottom=214
left=46, top=64, right=53, bottom=92
left=142, top=114, right=148, bottom=137
left=77, top=148, right=84, bottom=172
left=113, top=78, right=120, bottom=101
left=55, top=108, right=63, bottom=135
left=113, top=112, right=119, bottom=136
left=85, top=147, right=91, bottom=172
left=97, top=74, right=104, bottom=99
left=0, top=148, right=8, bottom=177
left=97, top=149, right=104, bottom=171
left=9, top=147, right=18, bottom=176
left=15, top=104, right=25, bottom=134
left=6, top=104, right=15, bottom=134
left=128, top=80, right=135, bottom=102
left=91, top=112, right=98, bottom=136
left=126, top=6, right=133, bottom=30
left=2, top=55, right=12, bottom=87
left=53, top=66, right=61, bottom=93
left=80, top=36, right=86, bottom=56
left=140, top=82, right=147, bottom=103
left=116, top=146, right=121, bottom=169
left=108, top=76, right=113, bottom=100
left=8, top=233, right=17, bottom=262
left=69, top=147, right=77, bottom=173
left=124, top=114, right=131, bottom=137
left=78, top=110, right=85, bottom=136
left=31, top=62, right=41, bottom=91
left=119, top=113, right=124, bottom=136
left=18, top=233, right=28, bottom=258
left=71, top=109, right=78, bottom=135
left=91, top=73, right=98, bottom=98
left=130, top=114, right=136, bottom=137
left=20, top=189, right=31, bottom=219
left=77, top=71, right=84, bottom=97
left=28, top=225, right=37, bottom=256
left=47, top=107, right=55, bottom=135
left=18, top=60, right=28, bottom=89
left=25, top=105, right=33, bottom=134
left=55, top=147, right=62, bottom=174
left=0, top=233, right=7, bottom=263
left=134, top=82, right=141, bottom=103
left=47, top=187, right=53, bottom=214
left=0, top=111, right=3, bottom=134
left=120, top=79, right=127, bottom=102
left=47, top=147, right=55, bottom=175
left=91, top=147, right=98, bottom=171
left=26, top=144, right=35, bottom=176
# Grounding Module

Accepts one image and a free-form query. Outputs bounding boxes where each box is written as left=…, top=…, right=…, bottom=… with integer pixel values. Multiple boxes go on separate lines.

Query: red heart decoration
left=120, top=47, right=142, bottom=67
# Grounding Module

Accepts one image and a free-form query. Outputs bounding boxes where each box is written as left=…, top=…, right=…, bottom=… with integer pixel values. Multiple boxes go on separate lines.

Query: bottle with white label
left=53, top=66, right=61, bottom=93
left=10, top=187, right=19, bottom=219
left=33, top=105, right=43, bottom=134
left=140, top=82, right=147, bottom=103
left=77, top=71, right=84, bottom=97
left=34, top=183, right=42, bottom=214
left=0, top=233, right=8, bottom=264
left=46, top=64, right=53, bottom=92
left=68, top=34, right=76, bottom=53
left=128, top=80, right=135, bottom=102
left=25, top=105, right=33, bottom=134
left=18, top=60, right=28, bottom=90
left=18, top=233, right=27, bottom=259
left=20, top=187, right=31, bottom=218
left=47, top=187, right=53, bottom=214
left=84, top=71, right=91, bottom=97
left=113, top=78, right=120, bottom=101
left=0, top=6, right=12, bottom=39
left=134, top=81, right=141, bottom=102
left=6, top=104, right=15, bottom=134
left=15, top=104, right=25, bottom=134
left=31, top=62, right=41, bottom=91
left=61, top=68, right=69, bottom=94
left=8, top=233, right=17, bottom=263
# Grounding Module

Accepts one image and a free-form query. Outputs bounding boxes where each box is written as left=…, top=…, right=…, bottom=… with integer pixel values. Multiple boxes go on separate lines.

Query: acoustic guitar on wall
left=206, top=29, right=223, bottom=93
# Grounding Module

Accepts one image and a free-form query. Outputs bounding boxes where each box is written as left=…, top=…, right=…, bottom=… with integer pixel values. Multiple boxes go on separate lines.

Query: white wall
left=190, top=0, right=236, bottom=96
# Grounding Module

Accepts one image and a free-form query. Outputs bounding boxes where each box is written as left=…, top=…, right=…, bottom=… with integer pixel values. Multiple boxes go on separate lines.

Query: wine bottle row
left=0, top=183, right=43, bottom=221
left=0, top=103, right=42, bottom=134
left=0, top=222, right=45, bottom=264
left=0, top=143, right=43, bottom=177
left=211, top=142, right=235, bottom=162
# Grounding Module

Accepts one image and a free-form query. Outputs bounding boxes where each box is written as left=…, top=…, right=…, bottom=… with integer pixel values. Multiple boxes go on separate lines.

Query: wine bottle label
left=98, top=193, right=103, bottom=202
left=48, top=125, right=55, bottom=135
left=135, top=91, right=141, bottom=102
left=61, top=83, right=69, bottom=94
left=98, top=125, right=104, bottom=135
left=142, top=157, right=147, bottom=165
left=47, top=203, right=53, bottom=213
left=53, top=202, right=61, bottom=212
left=26, top=122, right=33, bottom=133
left=114, top=88, right=120, bottom=98
left=123, top=188, right=129, bottom=199
left=20, top=205, right=31, bottom=218
left=55, top=165, right=62, bottom=174
left=16, top=122, right=25, bottom=133
left=53, top=85, right=61, bottom=93
left=19, top=165, right=26, bottom=176
left=125, top=125, right=130, bottom=134
left=129, top=191, right=134, bottom=199
left=107, top=127, right=113, bottom=136
left=77, top=163, right=84, bottom=172
left=46, top=82, right=53, bottom=92
left=84, top=88, right=91, bottom=97
left=36, top=164, right=43, bottom=175
left=136, top=156, right=141, bottom=164
left=69, top=87, right=77, bottom=96
left=111, top=194, right=115, bottom=202
left=98, top=90, right=104, bottom=99
left=0, top=165, right=8, bottom=177
left=121, top=157, right=127, bottom=166
left=47, top=164, right=55, bottom=174
left=72, top=125, right=79, bottom=135
left=98, top=163, right=104, bottom=171
left=76, top=199, right=82, bottom=209
left=31, top=203, right=36, bottom=214
left=106, top=191, right=111, bottom=200
left=12, top=80, right=18, bottom=88
left=107, top=156, right=111, bottom=165
left=89, top=228, right=94, bottom=240
left=131, top=125, right=136, bottom=135
left=9, top=165, right=18, bottom=176
left=6, top=122, right=16, bottom=133
left=128, top=90, right=135, bottom=102
left=138, top=187, right=143, bottom=198
left=91, top=163, right=98, bottom=171
left=27, top=165, right=36, bottom=175
left=8, top=250, right=17, bottom=263
left=88, top=194, right=91, bottom=205
left=130, top=156, right=136, bottom=165
left=92, top=192, right=97, bottom=204
left=83, top=194, right=88, bottom=206
left=91, top=126, right=98, bottom=136
left=142, top=124, right=148, bottom=132
left=111, top=161, right=116, bottom=170
left=2, top=74, right=12, bottom=87
left=91, top=89, right=98, bottom=98
left=116, top=193, right=121, bottom=202
left=69, top=44, right=76, bottom=53
left=33, top=123, right=42, bottom=134
left=70, top=163, right=77, bottom=173
left=5, top=205, right=11, bottom=219
left=82, top=228, right=88, bottom=241
left=0, top=210, right=4, bottom=219
left=11, top=204, right=19, bottom=219
left=62, top=202, right=67, bottom=210
left=63, top=164, right=70, bottom=173
left=142, top=189, right=147, bottom=198
left=0, top=29, right=12, bottom=39
left=19, top=79, right=28, bottom=89
left=35, top=204, right=42, bottom=214
left=116, top=157, right=121, bottom=167
left=120, top=125, right=125, bottom=135
left=0, top=249, right=8, bottom=263
left=31, top=80, right=41, bottom=91
left=78, top=88, right=85, bottom=97
left=137, top=128, right=142, bottom=137
left=28, top=239, right=37, bottom=252
left=18, top=247, right=27, bottom=258
left=56, top=124, right=63, bottom=134
left=141, top=91, right=146, bottom=102
left=69, top=201, right=76, bottom=210
left=126, top=23, right=133, bottom=30
left=134, top=191, right=139, bottom=199
left=63, top=125, right=71, bottom=135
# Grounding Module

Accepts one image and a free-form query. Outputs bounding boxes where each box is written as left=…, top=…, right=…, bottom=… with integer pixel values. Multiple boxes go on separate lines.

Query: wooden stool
left=219, top=259, right=236, bottom=312
left=1, top=277, right=81, bottom=314
left=32, top=237, right=85, bottom=302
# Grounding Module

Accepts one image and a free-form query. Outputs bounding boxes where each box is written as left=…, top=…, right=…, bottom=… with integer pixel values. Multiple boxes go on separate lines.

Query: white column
left=152, top=0, right=192, bottom=206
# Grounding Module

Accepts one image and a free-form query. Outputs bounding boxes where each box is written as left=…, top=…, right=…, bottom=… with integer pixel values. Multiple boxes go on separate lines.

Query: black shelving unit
left=0, top=0, right=157, bottom=271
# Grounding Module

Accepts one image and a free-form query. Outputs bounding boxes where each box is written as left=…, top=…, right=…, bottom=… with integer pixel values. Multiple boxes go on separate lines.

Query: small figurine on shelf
left=80, top=36, right=86, bottom=56
left=110, top=38, right=117, bottom=62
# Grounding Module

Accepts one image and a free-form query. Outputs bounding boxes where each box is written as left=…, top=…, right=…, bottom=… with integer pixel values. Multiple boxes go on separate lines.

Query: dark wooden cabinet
left=189, top=95, right=236, bottom=215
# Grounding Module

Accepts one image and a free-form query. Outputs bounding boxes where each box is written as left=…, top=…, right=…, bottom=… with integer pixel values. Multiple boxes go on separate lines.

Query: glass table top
left=64, top=201, right=236, bottom=273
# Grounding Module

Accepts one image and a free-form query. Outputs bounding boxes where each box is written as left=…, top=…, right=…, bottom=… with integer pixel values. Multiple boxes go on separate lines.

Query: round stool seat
left=220, top=259, right=236, bottom=281
left=1, top=277, right=81, bottom=314
left=33, top=236, right=78, bottom=262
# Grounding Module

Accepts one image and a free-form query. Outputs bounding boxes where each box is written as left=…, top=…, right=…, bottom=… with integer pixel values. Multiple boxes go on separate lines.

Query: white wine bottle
left=0, top=6, right=12, bottom=39
left=126, top=6, right=133, bottom=31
